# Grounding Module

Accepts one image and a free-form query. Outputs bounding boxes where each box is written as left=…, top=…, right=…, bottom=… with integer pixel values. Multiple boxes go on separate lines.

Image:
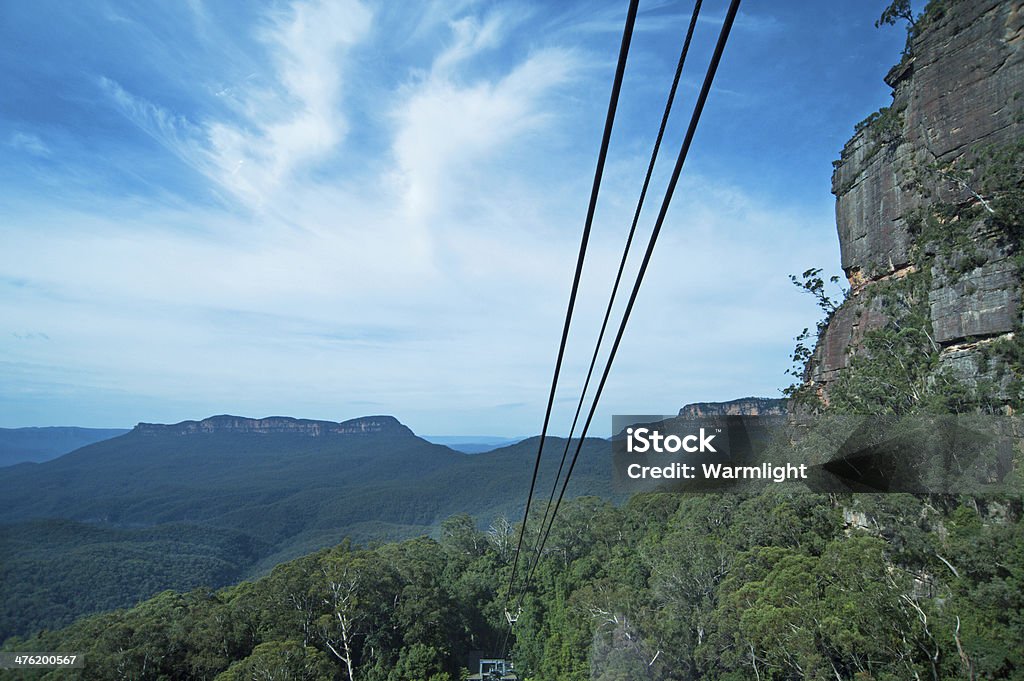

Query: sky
left=0, top=0, right=913, bottom=436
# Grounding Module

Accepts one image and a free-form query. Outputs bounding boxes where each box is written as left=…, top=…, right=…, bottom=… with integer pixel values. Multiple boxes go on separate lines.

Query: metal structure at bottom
left=466, top=657, right=518, bottom=680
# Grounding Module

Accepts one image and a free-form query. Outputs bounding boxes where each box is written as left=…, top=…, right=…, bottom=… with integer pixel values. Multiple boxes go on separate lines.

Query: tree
left=487, top=515, right=515, bottom=563
left=441, top=514, right=486, bottom=558
left=316, top=553, right=375, bottom=681
left=875, top=0, right=915, bottom=29
left=266, top=557, right=324, bottom=647
left=215, top=640, right=335, bottom=681
left=784, top=268, right=847, bottom=404
left=388, top=643, right=450, bottom=681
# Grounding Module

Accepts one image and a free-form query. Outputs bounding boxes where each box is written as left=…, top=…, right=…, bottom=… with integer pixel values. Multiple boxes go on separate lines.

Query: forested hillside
left=4, top=493, right=1020, bottom=680
left=0, top=417, right=611, bottom=642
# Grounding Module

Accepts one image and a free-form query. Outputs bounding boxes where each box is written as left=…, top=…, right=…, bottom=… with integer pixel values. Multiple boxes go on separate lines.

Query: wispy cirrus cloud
left=391, top=9, right=577, bottom=219
left=2, top=0, right=593, bottom=431
left=99, top=77, right=209, bottom=172
left=104, top=0, right=371, bottom=207
left=8, top=132, right=52, bottom=158
left=203, top=0, right=371, bottom=204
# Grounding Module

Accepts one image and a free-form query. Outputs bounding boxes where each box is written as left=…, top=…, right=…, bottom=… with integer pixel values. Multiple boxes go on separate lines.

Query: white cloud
left=0, top=168, right=835, bottom=433
left=8, top=132, right=52, bottom=158
left=432, top=12, right=507, bottom=75
left=100, top=77, right=210, bottom=173
left=103, top=0, right=371, bottom=207
left=391, top=11, right=577, bottom=219
left=203, top=0, right=371, bottom=203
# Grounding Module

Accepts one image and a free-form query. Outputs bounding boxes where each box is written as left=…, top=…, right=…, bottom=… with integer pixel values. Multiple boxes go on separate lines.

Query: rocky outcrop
left=808, top=0, right=1023, bottom=403
left=134, top=415, right=413, bottom=437
left=678, top=397, right=787, bottom=418
left=832, top=1, right=1023, bottom=281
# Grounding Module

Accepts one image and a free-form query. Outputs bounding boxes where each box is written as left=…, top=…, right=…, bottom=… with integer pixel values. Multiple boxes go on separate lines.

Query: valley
left=0, top=415, right=612, bottom=641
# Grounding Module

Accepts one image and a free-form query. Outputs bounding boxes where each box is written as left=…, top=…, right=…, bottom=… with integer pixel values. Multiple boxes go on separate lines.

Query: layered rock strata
left=808, top=0, right=1023, bottom=404
left=134, top=415, right=412, bottom=437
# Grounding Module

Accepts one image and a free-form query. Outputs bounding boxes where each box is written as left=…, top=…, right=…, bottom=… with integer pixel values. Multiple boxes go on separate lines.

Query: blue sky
left=1, top=1, right=912, bottom=435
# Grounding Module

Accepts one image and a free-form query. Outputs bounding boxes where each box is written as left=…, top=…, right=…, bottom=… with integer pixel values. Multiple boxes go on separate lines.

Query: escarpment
left=133, top=414, right=414, bottom=437
left=805, top=0, right=1024, bottom=411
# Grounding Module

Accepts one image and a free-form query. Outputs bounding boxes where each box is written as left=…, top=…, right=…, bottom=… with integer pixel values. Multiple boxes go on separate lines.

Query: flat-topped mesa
left=679, top=397, right=787, bottom=418
left=133, top=415, right=414, bottom=437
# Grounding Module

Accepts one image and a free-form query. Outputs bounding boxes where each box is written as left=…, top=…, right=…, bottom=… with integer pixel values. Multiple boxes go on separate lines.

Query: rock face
left=807, top=0, right=1023, bottom=402
left=679, top=397, right=787, bottom=418
left=134, top=415, right=413, bottom=437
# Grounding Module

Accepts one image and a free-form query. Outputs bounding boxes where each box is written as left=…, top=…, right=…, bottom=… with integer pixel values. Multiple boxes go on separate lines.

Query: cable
left=500, top=0, right=640, bottom=621
left=518, top=0, right=742, bottom=612
left=525, top=0, right=704, bottom=596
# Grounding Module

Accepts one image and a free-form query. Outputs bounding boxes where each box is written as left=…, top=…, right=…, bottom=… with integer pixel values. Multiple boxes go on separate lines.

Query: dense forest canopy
left=3, top=493, right=1022, bottom=680
left=0, top=432, right=612, bottom=643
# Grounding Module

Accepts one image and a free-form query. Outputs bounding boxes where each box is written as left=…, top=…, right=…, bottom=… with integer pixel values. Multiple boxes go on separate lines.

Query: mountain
left=133, top=414, right=412, bottom=436
left=0, top=427, right=128, bottom=467
left=424, top=435, right=524, bottom=454
left=0, top=414, right=611, bottom=641
left=678, top=397, right=787, bottom=418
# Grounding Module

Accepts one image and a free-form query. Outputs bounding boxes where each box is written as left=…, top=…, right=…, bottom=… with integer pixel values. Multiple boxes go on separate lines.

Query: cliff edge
left=133, top=415, right=414, bottom=437
left=804, top=0, right=1023, bottom=412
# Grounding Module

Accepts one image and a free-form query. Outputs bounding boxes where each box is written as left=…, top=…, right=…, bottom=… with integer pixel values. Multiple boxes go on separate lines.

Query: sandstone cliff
left=134, top=414, right=413, bottom=437
left=805, top=0, right=1023, bottom=411
left=678, top=397, right=786, bottom=418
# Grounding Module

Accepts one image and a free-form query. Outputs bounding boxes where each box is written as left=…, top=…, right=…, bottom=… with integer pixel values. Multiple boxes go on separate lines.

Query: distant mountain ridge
left=0, top=426, right=129, bottom=467
left=424, top=435, right=524, bottom=454
left=675, top=395, right=786, bottom=417
left=133, top=414, right=412, bottom=437
left=0, top=413, right=611, bottom=642
left=678, top=397, right=787, bottom=418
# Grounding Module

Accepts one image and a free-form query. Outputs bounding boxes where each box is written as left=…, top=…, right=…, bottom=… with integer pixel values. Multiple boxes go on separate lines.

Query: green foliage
left=852, top=105, right=903, bottom=142
left=826, top=271, right=945, bottom=415
left=980, top=334, right=1024, bottom=409
left=215, top=640, right=336, bottom=681
left=788, top=269, right=844, bottom=321
left=1, top=494, right=1020, bottom=681
left=874, top=0, right=915, bottom=29
left=843, top=104, right=907, bottom=184
left=0, top=431, right=613, bottom=641
left=874, top=0, right=922, bottom=60
left=783, top=269, right=847, bottom=405
left=0, top=520, right=269, bottom=643
left=977, top=140, right=1024, bottom=244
